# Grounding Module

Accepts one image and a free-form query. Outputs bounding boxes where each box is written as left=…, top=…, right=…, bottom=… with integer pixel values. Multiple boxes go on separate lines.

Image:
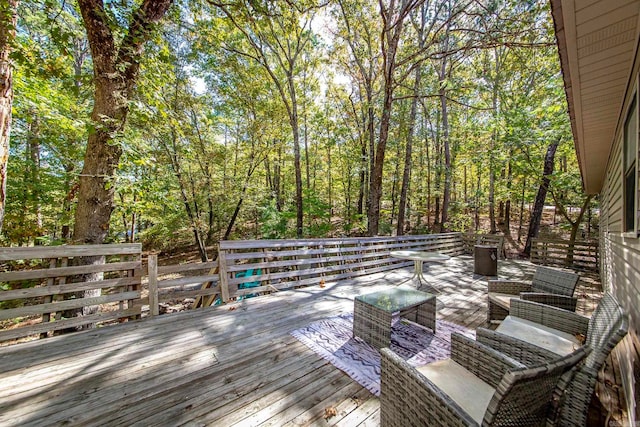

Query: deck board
left=0, top=257, right=606, bottom=426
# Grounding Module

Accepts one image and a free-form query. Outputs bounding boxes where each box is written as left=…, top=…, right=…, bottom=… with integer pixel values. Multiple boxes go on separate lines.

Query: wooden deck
left=0, top=257, right=604, bottom=426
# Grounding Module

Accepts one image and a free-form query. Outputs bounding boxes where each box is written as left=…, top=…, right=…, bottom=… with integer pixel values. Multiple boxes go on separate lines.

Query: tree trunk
left=366, top=95, right=375, bottom=220
left=489, top=161, right=496, bottom=232
left=223, top=158, right=261, bottom=240
left=518, top=177, right=526, bottom=242
left=438, top=17, right=452, bottom=230
left=439, top=82, right=451, bottom=229
left=390, top=140, right=402, bottom=229
left=523, top=139, right=559, bottom=256
left=505, top=160, right=512, bottom=231
left=119, top=193, right=129, bottom=242
left=357, top=143, right=366, bottom=216
left=566, top=195, right=593, bottom=265
left=327, top=137, right=333, bottom=216
left=61, top=164, right=75, bottom=240
left=433, top=110, right=441, bottom=230
left=302, top=71, right=311, bottom=192
left=397, top=62, right=422, bottom=236
left=27, top=115, right=42, bottom=231
left=0, top=0, right=17, bottom=234
left=163, top=127, right=208, bottom=262
left=368, top=79, right=395, bottom=235
left=475, top=166, right=480, bottom=231
left=75, top=0, right=172, bottom=245
left=71, top=0, right=171, bottom=324
left=286, top=73, right=304, bottom=238
left=368, top=2, right=409, bottom=236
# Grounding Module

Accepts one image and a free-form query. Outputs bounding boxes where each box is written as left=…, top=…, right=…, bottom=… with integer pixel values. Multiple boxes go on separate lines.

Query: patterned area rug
left=290, top=313, right=475, bottom=396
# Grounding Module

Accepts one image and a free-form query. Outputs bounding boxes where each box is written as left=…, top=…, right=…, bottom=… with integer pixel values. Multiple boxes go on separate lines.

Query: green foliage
left=443, top=202, right=474, bottom=232
left=303, top=189, right=331, bottom=237
left=3, top=0, right=591, bottom=249
left=259, top=199, right=294, bottom=239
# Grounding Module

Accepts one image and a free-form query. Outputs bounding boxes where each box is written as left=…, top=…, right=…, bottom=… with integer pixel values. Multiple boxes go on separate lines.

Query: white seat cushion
left=496, top=316, right=581, bottom=356
left=488, top=292, right=520, bottom=309
left=417, top=359, right=495, bottom=424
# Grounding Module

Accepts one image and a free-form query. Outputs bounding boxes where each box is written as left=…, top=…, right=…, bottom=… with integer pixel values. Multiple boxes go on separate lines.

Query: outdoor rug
left=290, top=313, right=475, bottom=396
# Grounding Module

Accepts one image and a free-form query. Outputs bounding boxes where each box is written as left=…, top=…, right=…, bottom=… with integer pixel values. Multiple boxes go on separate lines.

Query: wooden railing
left=0, top=233, right=466, bottom=343
left=147, top=257, right=219, bottom=315
left=0, top=244, right=142, bottom=342
left=214, top=233, right=465, bottom=302
left=530, top=238, right=599, bottom=272
left=462, top=233, right=506, bottom=259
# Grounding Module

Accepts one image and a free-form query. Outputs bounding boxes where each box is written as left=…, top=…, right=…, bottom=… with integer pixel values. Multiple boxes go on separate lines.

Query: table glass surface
left=355, top=287, right=434, bottom=313
left=389, top=250, right=450, bottom=262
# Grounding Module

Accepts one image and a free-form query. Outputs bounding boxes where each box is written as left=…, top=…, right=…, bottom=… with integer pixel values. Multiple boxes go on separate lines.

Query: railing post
left=148, top=254, right=159, bottom=316
left=219, top=249, right=230, bottom=302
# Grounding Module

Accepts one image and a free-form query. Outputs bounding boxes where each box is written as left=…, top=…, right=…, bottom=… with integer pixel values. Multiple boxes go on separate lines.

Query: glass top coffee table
left=353, top=287, right=436, bottom=349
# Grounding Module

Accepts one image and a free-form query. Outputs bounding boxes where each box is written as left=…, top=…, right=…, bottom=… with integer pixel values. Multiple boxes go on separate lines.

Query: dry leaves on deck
left=323, top=407, right=337, bottom=419
left=319, top=279, right=326, bottom=288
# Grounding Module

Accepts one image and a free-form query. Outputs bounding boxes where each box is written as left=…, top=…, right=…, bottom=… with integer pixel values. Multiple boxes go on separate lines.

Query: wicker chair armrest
left=380, top=348, right=478, bottom=426
left=487, top=280, right=531, bottom=294
left=475, top=327, right=559, bottom=365
left=520, top=292, right=578, bottom=312
left=450, top=332, right=525, bottom=389
left=552, top=365, right=599, bottom=425
left=510, top=299, right=589, bottom=336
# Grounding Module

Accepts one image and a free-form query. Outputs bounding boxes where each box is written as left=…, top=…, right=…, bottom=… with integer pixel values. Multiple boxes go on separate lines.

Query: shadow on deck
left=0, top=257, right=612, bottom=426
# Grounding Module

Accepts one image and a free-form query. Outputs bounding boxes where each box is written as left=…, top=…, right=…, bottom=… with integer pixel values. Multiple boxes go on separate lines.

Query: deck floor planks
left=0, top=258, right=606, bottom=427
left=329, top=391, right=382, bottom=427
left=243, top=358, right=373, bottom=426
left=307, top=382, right=377, bottom=427
left=31, top=337, right=324, bottom=427
left=211, top=363, right=350, bottom=426
left=280, top=378, right=368, bottom=427
left=127, top=342, right=327, bottom=426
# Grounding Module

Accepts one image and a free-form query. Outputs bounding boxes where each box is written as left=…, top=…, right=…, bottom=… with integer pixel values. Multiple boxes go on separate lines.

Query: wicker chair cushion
left=488, top=292, right=516, bottom=309
left=496, top=316, right=580, bottom=356
left=416, top=359, right=495, bottom=424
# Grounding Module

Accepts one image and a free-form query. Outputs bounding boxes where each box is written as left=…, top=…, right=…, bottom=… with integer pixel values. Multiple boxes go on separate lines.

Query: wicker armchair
left=379, top=332, right=588, bottom=427
left=487, top=265, right=579, bottom=323
left=476, top=293, right=628, bottom=427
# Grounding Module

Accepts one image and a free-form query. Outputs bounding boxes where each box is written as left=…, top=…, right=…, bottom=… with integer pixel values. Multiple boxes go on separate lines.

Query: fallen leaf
left=574, top=333, right=586, bottom=344
left=319, top=279, right=326, bottom=288
left=604, top=379, right=620, bottom=389
left=228, top=306, right=237, bottom=311
left=324, top=407, right=338, bottom=419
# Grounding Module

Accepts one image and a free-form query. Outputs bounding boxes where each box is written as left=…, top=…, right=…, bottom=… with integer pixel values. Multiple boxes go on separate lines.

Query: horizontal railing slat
left=0, top=307, right=141, bottom=342
left=0, top=261, right=141, bottom=282
left=0, top=276, right=140, bottom=302
left=0, top=291, right=140, bottom=321
left=0, top=244, right=142, bottom=261
left=530, top=238, right=598, bottom=272
left=158, top=287, right=220, bottom=302
left=156, top=275, right=220, bottom=289
left=157, top=261, right=218, bottom=275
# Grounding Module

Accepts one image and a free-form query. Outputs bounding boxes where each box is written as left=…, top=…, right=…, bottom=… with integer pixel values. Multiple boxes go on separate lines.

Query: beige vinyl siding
left=599, top=54, right=640, bottom=422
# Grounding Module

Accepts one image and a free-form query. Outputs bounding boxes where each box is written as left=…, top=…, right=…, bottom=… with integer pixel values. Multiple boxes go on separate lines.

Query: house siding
left=600, top=46, right=640, bottom=424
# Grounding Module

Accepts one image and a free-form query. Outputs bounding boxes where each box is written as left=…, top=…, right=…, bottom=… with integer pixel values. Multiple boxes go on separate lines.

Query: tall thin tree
left=523, top=138, right=559, bottom=256
left=0, top=0, right=18, bottom=233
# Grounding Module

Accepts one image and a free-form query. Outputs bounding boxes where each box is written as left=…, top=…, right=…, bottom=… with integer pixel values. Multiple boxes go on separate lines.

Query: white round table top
left=389, top=250, right=451, bottom=262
